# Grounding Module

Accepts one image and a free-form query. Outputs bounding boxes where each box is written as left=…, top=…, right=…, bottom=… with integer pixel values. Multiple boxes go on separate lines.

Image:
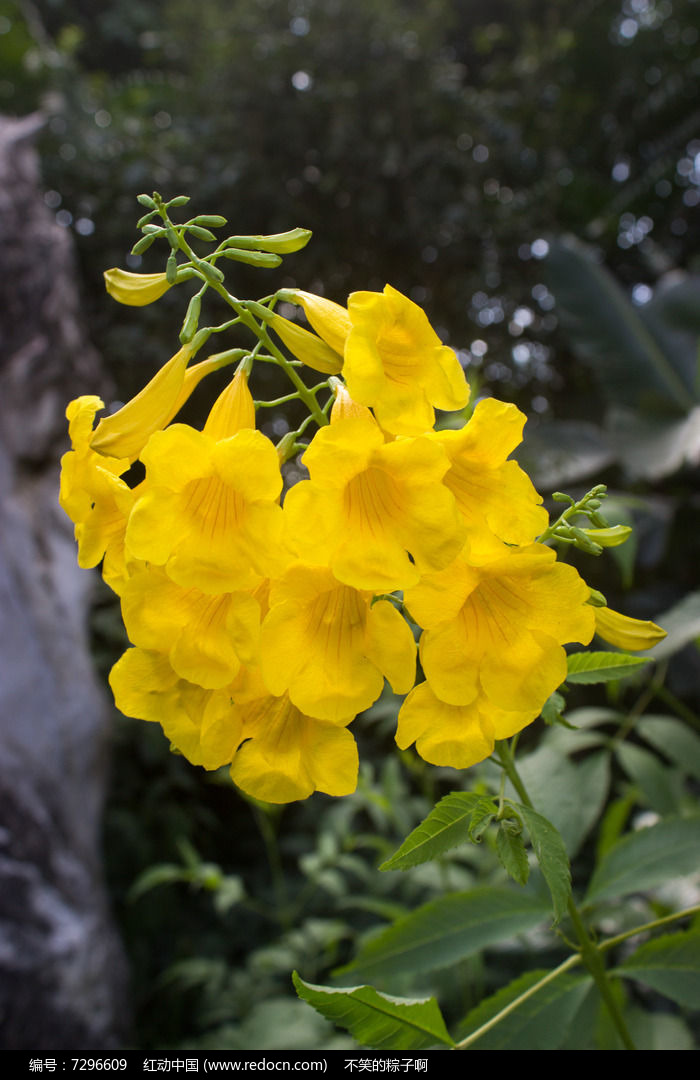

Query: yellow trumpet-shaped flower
left=259, top=564, right=416, bottom=723
left=90, top=343, right=197, bottom=460
left=59, top=396, right=136, bottom=589
left=230, top=691, right=359, bottom=803
left=344, top=285, right=470, bottom=435
left=269, top=314, right=343, bottom=374
left=431, top=397, right=548, bottom=558
left=289, top=290, right=353, bottom=354
left=594, top=606, right=666, bottom=651
left=104, top=268, right=172, bottom=306
left=202, top=364, right=256, bottom=440
left=109, top=648, right=245, bottom=769
left=126, top=423, right=285, bottom=593
left=120, top=565, right=263, bottom=689
left=109, top=648, right=358, bottom=802
left=283, top=413, right=466, bottom=592
left=397, top=681, right=539, bottom=769
left=406, top=543, right=595, bottom=713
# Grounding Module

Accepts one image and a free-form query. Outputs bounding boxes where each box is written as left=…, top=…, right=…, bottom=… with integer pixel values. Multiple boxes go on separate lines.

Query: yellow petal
left=90, top=344, right=194, bottom=459
left=203, top=366, right=256, bottom=440
left=293, top=291, right=353, bottom=355
left=230, top=693, right=358, bottom=802
left=104, top=268, right=172, bottom=306
left=269, top=314, right=343, bottom=374
left=594, top=606, right=666, bottom=651
left=396, top=683, right=495, bottom=769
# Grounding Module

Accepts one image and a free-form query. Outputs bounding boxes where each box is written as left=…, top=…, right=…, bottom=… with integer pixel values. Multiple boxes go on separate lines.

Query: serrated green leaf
left=292, top=973, right=454, bottom=1050
left=614, top=930, right=700, bottom=1008
left=496, top=825, right=530, bottom=886
left=566, top=651, right=649, bottom=684
left=509, top=747, right=587, bottom=857
left=456, top=969, right=593, bottom=1049
left=586, top=816, right=700, bottom=903
left=468, top=797, right=497, bottom=842
left=541, top=691, right=567, bottom=727
left=616, top=742, right=683, bottom=816
left=335, top=888, right=548, bottom=984
left=638, top=715, right=700, bottom=782
left=515, top=804, right=571, bottom=923
left=380, top=792, right=482, bottom=871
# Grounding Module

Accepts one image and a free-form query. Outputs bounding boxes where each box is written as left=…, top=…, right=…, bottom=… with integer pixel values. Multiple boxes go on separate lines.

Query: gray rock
left=0, top=114, right=129, bottom=1052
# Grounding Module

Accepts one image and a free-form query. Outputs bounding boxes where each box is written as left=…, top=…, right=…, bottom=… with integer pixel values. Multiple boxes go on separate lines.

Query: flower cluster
left=60, top=211, right=665, bottom=803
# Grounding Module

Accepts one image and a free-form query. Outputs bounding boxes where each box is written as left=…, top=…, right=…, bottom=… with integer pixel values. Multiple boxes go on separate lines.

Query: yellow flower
left=594, top=606, right=666, bottom=651
left=344, top=285, right=469, bottom=434
left=283, top=413, right=465, bottom=591
left=120, top=565, right=263, bottom=689
left=59, top=396, right=135, bottom=587
left=405, top=543, right=595, bottom=712
left=103, top=269, right=172, bottom=306
left=126, top=424, right=285, bottom=593
left=259, top=564, right=416, bottom=722
left=287, top=290, right=353, bottom=354
left=397, top=681, right=538, bottom=769
left=432, top=397, right=548, bottom=558
left=90, top=343, right=197, bottom=460
left=202, top=364, right=256, bottom=440
left=269, top=314, right=343, bottom=374
left=230, top=691, right=359, bottom=803
left=109, top=648, right=358, bottom=802
left=109, top=648, right=245, bottom=769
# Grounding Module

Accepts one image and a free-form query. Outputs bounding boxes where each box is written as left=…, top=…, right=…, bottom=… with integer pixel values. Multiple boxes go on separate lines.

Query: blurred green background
left=4, top=0, right=699, bottom=1050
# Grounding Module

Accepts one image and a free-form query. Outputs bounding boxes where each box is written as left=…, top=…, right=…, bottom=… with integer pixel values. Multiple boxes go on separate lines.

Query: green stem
left=453, top=953, right=582, bottom=1050
left=599, top=904, right=700, bottom=953
left=652, top=685, right=700, bottom=731
left=496, top=739, right=637, bottom=1050
left=454, top=900, right=699, bottom=1050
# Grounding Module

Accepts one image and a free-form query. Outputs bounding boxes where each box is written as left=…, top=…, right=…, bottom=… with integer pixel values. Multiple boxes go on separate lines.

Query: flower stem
left=453, top=953, right=582, bottom=1049
left=496, top=738, right=637, bottom=1050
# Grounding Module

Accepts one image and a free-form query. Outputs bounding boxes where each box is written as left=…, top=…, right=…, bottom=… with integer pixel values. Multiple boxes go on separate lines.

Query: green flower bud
left=223, top=227, right=312, bottom=254
left=187, top=226, right=217, bottom=242
left=222, top=248, right=283, bottom=268
left=179, top=293, right=202, bottom=344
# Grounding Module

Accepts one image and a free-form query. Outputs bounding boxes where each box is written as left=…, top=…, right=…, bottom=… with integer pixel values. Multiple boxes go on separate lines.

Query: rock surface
left=0, top=113, right=128, bottom=1052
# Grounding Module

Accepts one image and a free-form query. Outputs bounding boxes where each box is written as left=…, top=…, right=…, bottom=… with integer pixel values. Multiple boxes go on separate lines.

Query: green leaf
left=541, top=690, right=566, bottom=726
left=515, top=804, right=571, bottom=923
left=510, top=746, right=601, bottom=857
left=586, top=816, right=700, bottom=903
left=615, top=742, right=683, bottom=816
left=638, top=715, right=700, bottom=782
left=292, top=973, right=454, bottom=1050
left=566, top=651, right=650, bottom=684
left=456, top=969, right=593, bottom=1050
left=468, top=797, right=497, bottom=842
left=128, top=863, right=191, bottom=900
left=379, top=792, right=482, bottom=871
left=544, top=236, right=694, bottom=413
left=625, top=1008, right=696, bottom=1050
left=614, top=930, right=700, bottom=1008
left=496, top=825, right=530, bottom=886
left=647, top=591, right=700, bottom=661
left=335, top=888, right=548, bottom=984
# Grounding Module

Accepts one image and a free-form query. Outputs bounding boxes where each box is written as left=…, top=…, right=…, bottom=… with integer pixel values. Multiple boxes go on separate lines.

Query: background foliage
left=4, top=0, right=699, bottom=1050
